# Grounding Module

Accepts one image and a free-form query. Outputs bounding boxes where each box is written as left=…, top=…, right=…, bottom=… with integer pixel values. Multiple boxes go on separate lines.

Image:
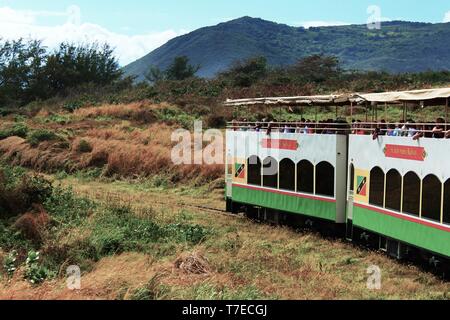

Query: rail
left=227, top=121, right=450, bottom=138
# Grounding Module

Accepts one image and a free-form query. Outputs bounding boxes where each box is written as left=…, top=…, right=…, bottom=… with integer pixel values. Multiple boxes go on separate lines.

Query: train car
left=224, top=88, right=450, bottom=273
left=347, top=89, right=450, bottom=268
left=224, top=95, right=351, bottom=233
left=225, top=127, right=347, bottom=232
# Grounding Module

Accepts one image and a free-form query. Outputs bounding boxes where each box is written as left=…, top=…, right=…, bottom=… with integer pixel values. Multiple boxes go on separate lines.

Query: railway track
left=73, top=189, right=236, bottom=217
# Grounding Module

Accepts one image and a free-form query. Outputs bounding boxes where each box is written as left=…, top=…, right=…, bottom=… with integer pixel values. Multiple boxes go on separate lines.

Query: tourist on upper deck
left=267, top=121, right=274, bottom=136
left=392, top=123, right=402, bottom=137
left=379, top=120, right=387, bottom=136
left=406, top=120, right=418, bottom=138
left=432, top=118, right=445, bottom=139
left=254, top=122, right=262, bottom=132
left=354, top=120, right=365, bottom=135
left=303, top=120, right=310, bottom=134
left=240, top=119, right=248, bottom=131
left=386, top=123, right=395, bottom=136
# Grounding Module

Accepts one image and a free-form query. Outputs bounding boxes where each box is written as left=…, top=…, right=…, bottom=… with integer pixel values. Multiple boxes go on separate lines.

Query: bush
left=163, top=223, right=210, bottom=244
left=13, top=207, right=51, bottom=244
left=27, top=129, right=61, bottom=147
left=205, top=114, right=226, bottom=129
left=24, top=251, right=52, bottom=284
left=76, top=139, right=93, bottom=153
left=44, top=186, right=95, bottom=225
left=2, top=250, right=18, bottom=277
left=63, top=101, right=84, bottom=113
left=89, top=205, right=162, bottom=256
left=0, top=172, right=53, bottom=218
left=130, top=274, right=167, bottom=300
left=0, top=123, right=29, bottom=140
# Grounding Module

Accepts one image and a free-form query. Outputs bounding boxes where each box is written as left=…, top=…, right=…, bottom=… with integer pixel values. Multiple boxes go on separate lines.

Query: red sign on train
left=384, top=144, right=427, bottom=161
left=262, top=139, right=299, bottom=151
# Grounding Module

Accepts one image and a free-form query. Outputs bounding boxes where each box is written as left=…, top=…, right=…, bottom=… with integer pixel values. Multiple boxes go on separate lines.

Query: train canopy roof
left=355, top=87, right=450, bottom=103
left=224, top=87, right=450, bottom=107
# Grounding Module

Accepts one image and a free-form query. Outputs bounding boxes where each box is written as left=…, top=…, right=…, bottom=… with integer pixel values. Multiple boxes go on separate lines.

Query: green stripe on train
left=232, top=186, right=337, bottom=222
left=353, top=206, right=450, bottom=258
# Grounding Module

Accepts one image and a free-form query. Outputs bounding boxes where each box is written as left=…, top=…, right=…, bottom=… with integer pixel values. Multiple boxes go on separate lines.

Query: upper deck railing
left=227, top=121, right=450, bottom=139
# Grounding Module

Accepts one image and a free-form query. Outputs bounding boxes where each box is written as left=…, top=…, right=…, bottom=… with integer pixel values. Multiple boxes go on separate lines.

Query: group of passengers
left=230, top=117, right=450, bottom=139
left=231, top=118, right=350, bottom=135
left=370, top=118, right=450, bottom=140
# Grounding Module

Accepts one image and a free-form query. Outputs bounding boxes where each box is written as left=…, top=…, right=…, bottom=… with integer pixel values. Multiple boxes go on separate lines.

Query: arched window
left=422, top=175, right=442, bottom=223
left=349, top=164, right=355, bottom=192
left=247, top=156, right=261, bottom=186
left=316, top=162, right=335, bottom=197
left=443, top=179, right=450, bottom=225
left=385, top=169, right=402, bottom=212
left=369, top=167, right=384, bottom=207
left=297, top=160, right=314, bottom=194
left=402, top=172, right=420, bottom=216
left=279, top=159, right=295, bottom=191
left=263, top=157, right=278, bottom=189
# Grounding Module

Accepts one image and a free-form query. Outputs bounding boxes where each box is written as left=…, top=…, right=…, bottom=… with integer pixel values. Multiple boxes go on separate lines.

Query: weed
left=27, top=129, right=61, bottom=147
left=130, top=274, right=168, bottom=300
left=24, top=251, right=53, bottom=284
left=189, top=283, right=267, bottom=300
left=63, top=101, right=84, bottom=113
left=2, top=250, right=18, bottom=277
left=0, top=123, right=29, bottom=140
left=163, top=223, right=211, bottom=244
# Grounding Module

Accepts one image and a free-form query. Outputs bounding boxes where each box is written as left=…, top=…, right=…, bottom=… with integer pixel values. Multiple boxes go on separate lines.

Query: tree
left=146, top=56, right=200, bottom=83
left=0, top=39, right=124, bottom=107
left=145, top=66, right=165, bottom=83
left=290, top=54, right=341, bottom=83
left=220, top=56, right=268, bottom=87
left=45, top=42, right=123, bottom=94
left=166, top=56, right=200, bottom=81
left=0, top=39, right=48, bottom=106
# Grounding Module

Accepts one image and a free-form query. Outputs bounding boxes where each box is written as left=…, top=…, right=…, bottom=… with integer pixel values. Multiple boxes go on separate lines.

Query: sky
left=1, top=0, right=449, bottom=66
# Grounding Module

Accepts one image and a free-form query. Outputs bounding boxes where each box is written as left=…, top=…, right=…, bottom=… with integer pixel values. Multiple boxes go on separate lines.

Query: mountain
left=123, top=17, right=450, bottom=81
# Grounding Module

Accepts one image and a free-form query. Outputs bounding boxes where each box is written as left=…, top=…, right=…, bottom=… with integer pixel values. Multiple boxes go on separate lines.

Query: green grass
left=26, top=129, right=63, bottom=147
left=0, top=123, right=28, bottom=140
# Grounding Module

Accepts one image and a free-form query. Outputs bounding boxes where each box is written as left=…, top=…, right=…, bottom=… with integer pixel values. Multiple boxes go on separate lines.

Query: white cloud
left=444, top=11, right=450, bottom=23
left=0, top=6, right=186, bottom=66
left=296, top=21, right=350, bottom=29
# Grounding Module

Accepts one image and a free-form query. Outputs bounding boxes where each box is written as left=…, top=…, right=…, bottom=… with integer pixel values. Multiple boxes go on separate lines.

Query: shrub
left=130, top=274, right=167, bottom=300
left=76, top=139, right=93, bottom=153
left=163, top=223, right=210, bottom=244
left=0, top=220, right=32, bottom=250
left=0, top=123, right=29, bottom=140
left=27, top=129, right=60, bottom=147
left=18, top=175, right=53, bottom=205
left=13, top=206, right=51, bottom=244
left=0, top=172, right=53, bottom=218
left=63, top=101, right=84, bottom=113
left=89, top=205, right=162, bottom=256
left=2, top=250, right=18, bottom=277
left=24, top=251, right=52, bottom=284
left=205, top=114, right=226, bottom=129
left=44, top=186, right=95, bottom=225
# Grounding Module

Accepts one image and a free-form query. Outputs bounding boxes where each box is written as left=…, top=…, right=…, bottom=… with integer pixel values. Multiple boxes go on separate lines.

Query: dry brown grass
left=175, top=251, right=212, bottom=275
left=73, top=101, right=169, bottom=123
left=13, top=204, right=51, bottom=244
left=0, top=137, right=72, bottom=172
left=0, top=122, right=224, bottom=183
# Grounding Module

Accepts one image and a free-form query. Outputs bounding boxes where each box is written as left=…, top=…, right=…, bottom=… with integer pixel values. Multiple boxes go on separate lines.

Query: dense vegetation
left=124, top=17, right=450, bottom=80
left=2, top=46, right=450, bottom=119
left=0, top=39, right=127, bottom=109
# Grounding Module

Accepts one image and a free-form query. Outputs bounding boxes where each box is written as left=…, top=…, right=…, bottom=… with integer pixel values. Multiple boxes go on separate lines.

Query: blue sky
left=1, top=0, right=449, bottom=65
